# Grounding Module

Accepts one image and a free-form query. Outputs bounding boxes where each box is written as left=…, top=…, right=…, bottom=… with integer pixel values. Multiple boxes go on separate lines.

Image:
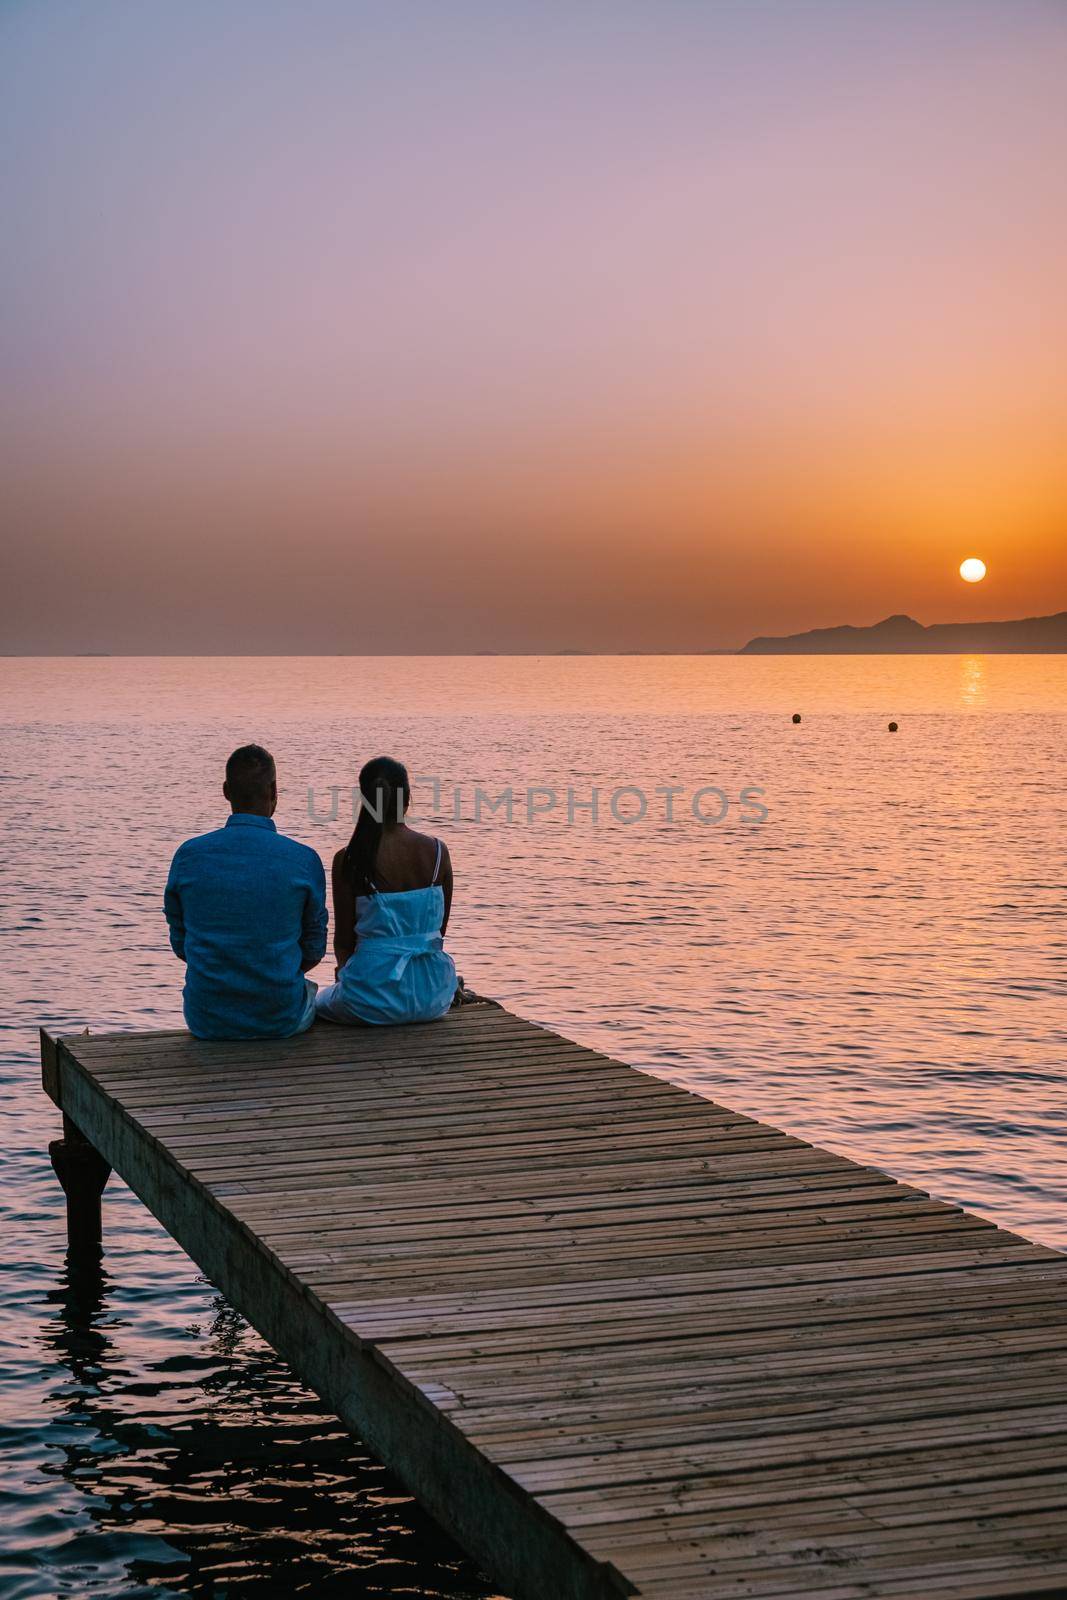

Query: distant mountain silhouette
left=740, top=611, right=1067, bottom=654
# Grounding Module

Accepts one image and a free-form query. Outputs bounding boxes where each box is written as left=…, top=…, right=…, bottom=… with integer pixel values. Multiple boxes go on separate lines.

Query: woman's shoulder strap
left=431, top=837, right=443, bottom=885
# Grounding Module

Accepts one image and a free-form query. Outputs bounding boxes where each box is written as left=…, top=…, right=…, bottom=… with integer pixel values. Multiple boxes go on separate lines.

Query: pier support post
left=49, top=1114, right=111, bottom=1251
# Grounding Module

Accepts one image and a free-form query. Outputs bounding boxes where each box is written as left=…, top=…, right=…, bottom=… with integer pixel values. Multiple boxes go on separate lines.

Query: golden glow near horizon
left=960, top=558, right=988, bottom=584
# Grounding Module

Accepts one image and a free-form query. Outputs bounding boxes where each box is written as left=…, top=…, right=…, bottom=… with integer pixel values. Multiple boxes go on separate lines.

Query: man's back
left=165, top=812, right=328, bottom=1039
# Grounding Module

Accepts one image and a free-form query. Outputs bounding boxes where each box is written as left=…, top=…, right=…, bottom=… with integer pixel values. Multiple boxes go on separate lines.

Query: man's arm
left=300, top=851, right=329, bottom=973
left=164, top=851, right=186, bottom=961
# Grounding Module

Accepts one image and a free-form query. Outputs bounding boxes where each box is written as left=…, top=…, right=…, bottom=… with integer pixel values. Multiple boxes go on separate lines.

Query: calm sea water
left=2, top=654, right=1065, bottom=1599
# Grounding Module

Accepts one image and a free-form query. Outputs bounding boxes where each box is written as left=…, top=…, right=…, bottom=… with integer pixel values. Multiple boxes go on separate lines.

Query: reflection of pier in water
left=43, top=1006, right=1067, bottom=1599
left=40, top=1251, right=488, bottom=1596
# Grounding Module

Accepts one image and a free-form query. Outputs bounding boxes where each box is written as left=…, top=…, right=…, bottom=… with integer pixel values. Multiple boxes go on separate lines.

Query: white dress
left=315, top=839, right=457, bottom=1026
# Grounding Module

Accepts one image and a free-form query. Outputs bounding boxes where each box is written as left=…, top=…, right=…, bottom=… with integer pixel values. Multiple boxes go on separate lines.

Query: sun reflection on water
left=958, top=654, right=988, bottom=710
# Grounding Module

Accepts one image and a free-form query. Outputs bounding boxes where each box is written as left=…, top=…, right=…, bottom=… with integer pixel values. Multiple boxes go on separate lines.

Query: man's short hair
left=225, top=744, right=276, bottom=809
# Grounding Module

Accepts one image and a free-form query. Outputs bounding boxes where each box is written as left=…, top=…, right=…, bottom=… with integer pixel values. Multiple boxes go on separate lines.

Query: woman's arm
left=331, top=848, right=356, bottom=977
left=438, top=842, right=454, bottom=938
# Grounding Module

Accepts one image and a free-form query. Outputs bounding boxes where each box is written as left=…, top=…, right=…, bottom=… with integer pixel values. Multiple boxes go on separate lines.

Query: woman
left=315, top=756, right=457, bottom=1026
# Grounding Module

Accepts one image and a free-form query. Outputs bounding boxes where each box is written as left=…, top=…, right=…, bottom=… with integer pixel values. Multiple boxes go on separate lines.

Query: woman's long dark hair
left=344, top=756, right=411, bottom=893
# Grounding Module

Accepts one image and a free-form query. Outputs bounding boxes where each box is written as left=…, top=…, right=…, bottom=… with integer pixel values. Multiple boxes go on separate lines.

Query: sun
left=959, top=557, right=987, bottom=583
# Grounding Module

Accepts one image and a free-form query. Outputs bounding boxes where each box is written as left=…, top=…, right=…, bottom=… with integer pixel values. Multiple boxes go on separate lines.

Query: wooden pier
left=42, top=1006, right=1067, bottom=1600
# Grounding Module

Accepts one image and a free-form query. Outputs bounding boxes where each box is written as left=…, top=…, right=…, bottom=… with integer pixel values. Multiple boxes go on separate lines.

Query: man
left=164, top=745, right=328, bottom=1039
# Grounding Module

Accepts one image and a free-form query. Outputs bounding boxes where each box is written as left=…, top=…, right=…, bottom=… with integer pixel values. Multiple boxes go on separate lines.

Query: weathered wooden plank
left=574, top=1467, right=1067, bottom=1547
left=118, top=1071, right=685, bottom=1123
left=223, top=1169, right=910, bottom=1220
left=302, top=1236, right=1039, bottom=1302
left=335, top=1264, right=1067, bottom=1342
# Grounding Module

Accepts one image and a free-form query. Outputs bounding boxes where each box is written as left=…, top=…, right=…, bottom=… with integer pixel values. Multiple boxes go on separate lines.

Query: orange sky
left=1, top=0, right=1065, bottom=652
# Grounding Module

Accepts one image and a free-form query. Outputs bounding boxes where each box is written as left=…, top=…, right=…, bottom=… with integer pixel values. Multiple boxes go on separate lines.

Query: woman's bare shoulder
left=331, top=845, right=349, bottom=871
left=407, top=825, right=444, bottom=848
left=407, top=827, right=450, bottom=869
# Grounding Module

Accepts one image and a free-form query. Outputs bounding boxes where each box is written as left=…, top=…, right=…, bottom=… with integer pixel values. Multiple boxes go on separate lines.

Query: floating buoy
left=792, top=713, right=801, bottom=724
left=888, top=721, right=898, bottom=733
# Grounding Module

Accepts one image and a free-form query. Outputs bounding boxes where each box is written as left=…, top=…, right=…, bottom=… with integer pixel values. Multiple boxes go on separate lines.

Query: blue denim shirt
left=164, top=814, right=328, bottom=1040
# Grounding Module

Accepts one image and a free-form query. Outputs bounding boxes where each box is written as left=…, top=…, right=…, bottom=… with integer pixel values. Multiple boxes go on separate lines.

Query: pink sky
left=2, top=0, right=1065, bottom=652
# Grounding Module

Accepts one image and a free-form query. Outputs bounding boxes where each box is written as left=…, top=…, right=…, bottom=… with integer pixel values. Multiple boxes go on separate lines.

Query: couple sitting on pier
left=163, top=745, right=458, bottom=1040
